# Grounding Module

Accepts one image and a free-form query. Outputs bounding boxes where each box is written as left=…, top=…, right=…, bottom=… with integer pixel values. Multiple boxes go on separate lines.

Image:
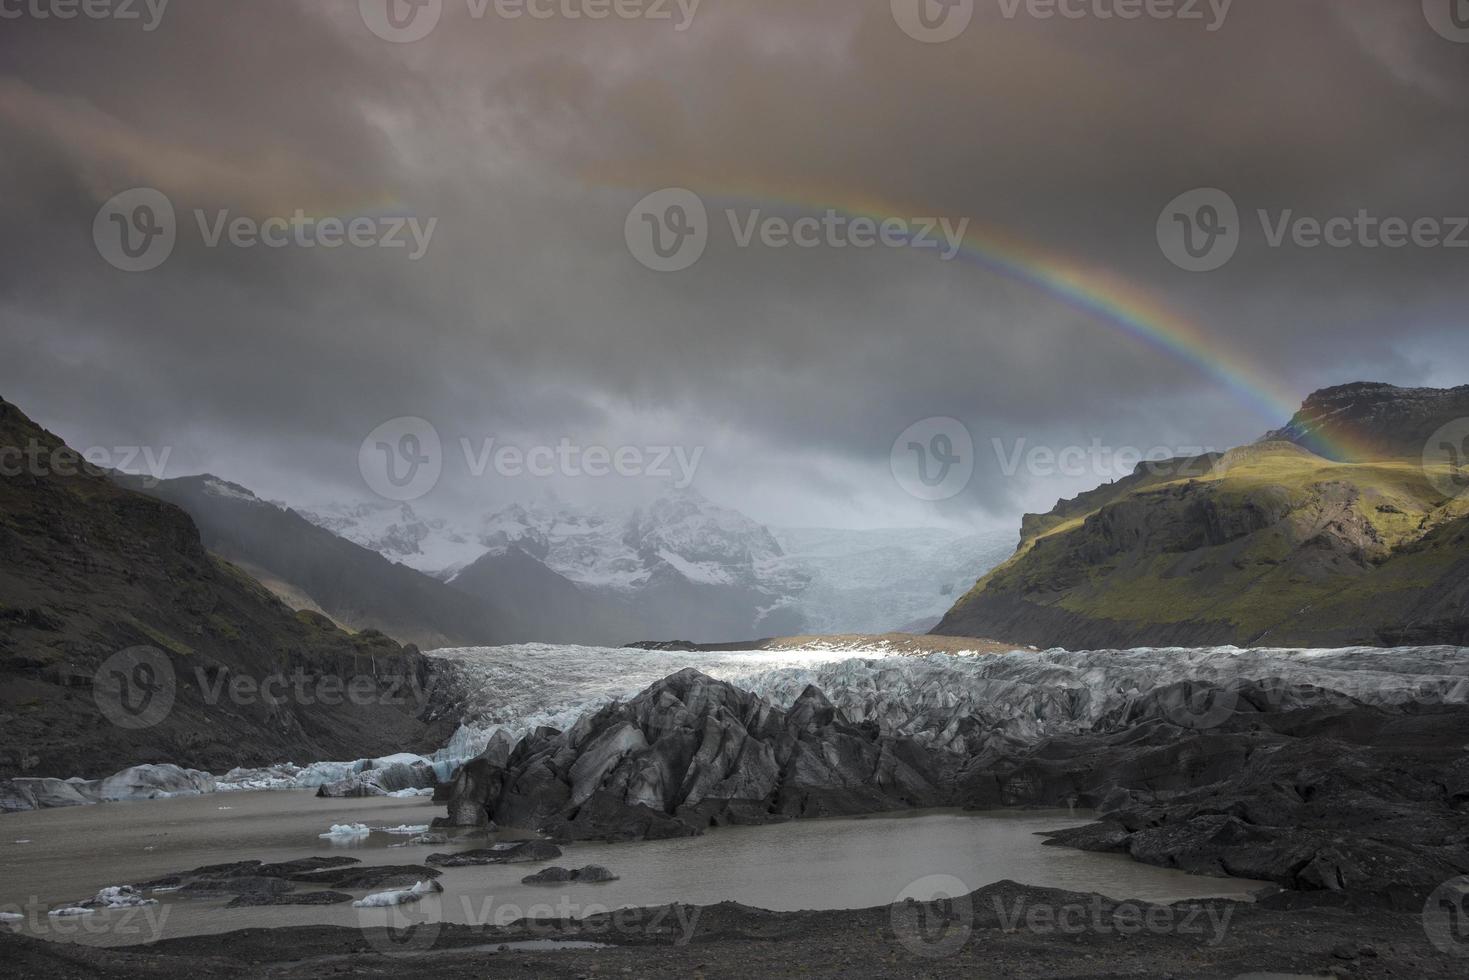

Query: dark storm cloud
left=0, top=0, right=1465, bottom=527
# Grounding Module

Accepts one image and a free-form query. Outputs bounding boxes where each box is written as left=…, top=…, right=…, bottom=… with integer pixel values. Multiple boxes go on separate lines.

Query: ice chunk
left=351, top=879, right=443, bottom=907
left=318, top=823, right=372, bottom=840
left=46, top=885, right=156, bottom=918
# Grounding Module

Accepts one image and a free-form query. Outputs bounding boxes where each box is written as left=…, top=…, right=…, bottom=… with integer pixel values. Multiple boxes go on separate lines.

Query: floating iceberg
left=352, top=879, right=442, bottom=908
left=319, top=823, right=372, bottom=840
left=47, top=885, right=157, bottom=916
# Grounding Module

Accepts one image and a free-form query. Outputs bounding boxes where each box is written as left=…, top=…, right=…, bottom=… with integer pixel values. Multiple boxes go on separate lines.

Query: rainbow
left=607, top=176, right=1382, bottom=463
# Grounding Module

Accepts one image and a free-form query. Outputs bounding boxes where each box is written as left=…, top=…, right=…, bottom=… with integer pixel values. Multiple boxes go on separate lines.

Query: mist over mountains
left=302, top=488, right=1013, bottom=644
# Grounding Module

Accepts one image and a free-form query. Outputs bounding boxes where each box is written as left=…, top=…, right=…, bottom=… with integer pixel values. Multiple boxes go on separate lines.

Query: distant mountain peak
left=1260, top=381, right=1469, bottom=462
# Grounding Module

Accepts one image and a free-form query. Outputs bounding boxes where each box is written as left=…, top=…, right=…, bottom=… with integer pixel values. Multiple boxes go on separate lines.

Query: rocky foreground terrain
left=3, top=878, right=1464, bottom=978
left=441, top=654, right=1469, bottom=910
left=935, top=383, right=1469, bottom=649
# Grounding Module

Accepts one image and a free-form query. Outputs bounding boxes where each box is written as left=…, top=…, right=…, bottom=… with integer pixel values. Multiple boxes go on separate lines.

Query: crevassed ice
left=172, top=643, right=1469, bottom=794
left=429, top=643, right=1469, bottom=758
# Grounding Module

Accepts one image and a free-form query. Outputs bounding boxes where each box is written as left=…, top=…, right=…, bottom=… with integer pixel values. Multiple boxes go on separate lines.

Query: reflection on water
left=0, top=790, right=1266, bottom=946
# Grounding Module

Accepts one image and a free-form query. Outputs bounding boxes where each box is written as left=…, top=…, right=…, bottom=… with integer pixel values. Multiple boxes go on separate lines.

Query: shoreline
left=3, top=878, right=1455, bottom=978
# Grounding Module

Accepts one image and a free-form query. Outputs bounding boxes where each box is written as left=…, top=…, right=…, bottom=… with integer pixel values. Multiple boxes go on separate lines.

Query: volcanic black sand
left=4, top=879, right=1463, bottom=978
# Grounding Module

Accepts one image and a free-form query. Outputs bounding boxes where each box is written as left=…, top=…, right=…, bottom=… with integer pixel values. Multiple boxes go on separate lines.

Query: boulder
left=521, top=864, right=619, bottom=885
left=441, top=669, right=951, bottom=840
left=426, top=839, right=562, bottom=867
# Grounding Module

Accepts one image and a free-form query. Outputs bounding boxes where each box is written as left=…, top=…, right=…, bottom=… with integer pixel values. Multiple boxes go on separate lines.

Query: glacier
left=427, top=642, right=1469, bottom=762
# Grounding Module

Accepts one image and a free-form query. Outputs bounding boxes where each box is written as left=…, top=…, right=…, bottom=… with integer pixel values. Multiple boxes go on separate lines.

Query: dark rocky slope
left=119, top=473, right=520, bottom=649
left=1264, top=381, right=1469, bottom=462
left=439, top=668, right=948, bottom=840
left=441, top=667, right=1469, bottom=909
left=446, top=544, right=642, bottom=645
left=0, top=397, right=450, bottom=778
left=934, top=383, right=1469, bottom=648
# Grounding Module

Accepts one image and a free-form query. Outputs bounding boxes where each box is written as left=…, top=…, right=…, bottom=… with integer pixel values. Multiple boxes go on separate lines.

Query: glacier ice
left=319, top=823, right=372, bottom=840
left=352, top=879, right=443, bottom=908
left=429, top=642, right=1469, bottom=759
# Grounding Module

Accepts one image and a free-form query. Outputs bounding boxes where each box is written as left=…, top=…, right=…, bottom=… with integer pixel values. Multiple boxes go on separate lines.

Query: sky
left=1, top=0, right=1466, bottom=531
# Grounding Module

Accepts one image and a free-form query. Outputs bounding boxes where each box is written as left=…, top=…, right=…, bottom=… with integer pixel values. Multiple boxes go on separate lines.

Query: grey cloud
left=0, top=0, right=1465, bottom=529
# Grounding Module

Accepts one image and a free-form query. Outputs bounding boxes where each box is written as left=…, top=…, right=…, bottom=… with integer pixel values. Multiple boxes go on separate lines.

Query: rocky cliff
left=933, top=384, right=1469, bottom=648
left=439, top=654, right=1469, bottom=908
left=0, top=397, right=451, bottom=779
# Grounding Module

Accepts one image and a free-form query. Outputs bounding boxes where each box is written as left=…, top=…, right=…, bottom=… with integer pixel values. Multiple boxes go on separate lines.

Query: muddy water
left=0, top=790, right=1266, bottom=946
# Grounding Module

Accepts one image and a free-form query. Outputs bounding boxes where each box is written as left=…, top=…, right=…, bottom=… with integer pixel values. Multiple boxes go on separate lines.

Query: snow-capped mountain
left=300, top=490, right=1012, bottom=642
left=298, top=500, right=488, bottom=578
left=477, top=489, right=801, bottom=594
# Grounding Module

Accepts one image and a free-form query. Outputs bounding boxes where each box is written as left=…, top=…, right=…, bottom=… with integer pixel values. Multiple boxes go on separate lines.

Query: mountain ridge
left=933, top=383, right=1469, bottom=648
left=0, top=397, right=449, bottom=779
